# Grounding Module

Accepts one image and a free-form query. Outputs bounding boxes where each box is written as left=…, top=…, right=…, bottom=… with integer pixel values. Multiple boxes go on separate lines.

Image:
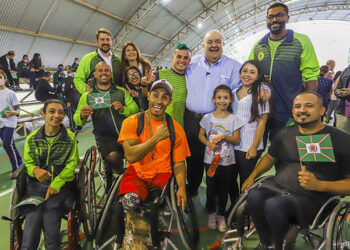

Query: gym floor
left=0, top=122, right=344, bottom=249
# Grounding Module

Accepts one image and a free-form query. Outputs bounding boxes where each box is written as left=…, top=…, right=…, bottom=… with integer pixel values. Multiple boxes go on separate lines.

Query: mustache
left=297, top=112, right=311, bottom=117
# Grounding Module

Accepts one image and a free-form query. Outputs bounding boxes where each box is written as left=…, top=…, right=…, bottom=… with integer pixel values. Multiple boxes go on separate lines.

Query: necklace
left=145, top=111, right=165, bottom=161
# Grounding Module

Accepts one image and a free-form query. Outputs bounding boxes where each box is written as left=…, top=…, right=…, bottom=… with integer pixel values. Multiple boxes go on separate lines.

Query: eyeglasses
left=266, top=13, right=286, bottom=20
left=128, top=72, right=139, bottom=78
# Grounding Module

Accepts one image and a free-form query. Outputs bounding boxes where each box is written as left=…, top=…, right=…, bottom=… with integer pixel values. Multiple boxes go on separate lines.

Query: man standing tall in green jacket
left=74, top=28, right=122, bottom=94
left=249, top=2, right=319, bottom=141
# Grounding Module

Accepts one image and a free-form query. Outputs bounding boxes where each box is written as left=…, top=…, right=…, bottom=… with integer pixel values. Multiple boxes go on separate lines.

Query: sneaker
left=254, top=242, right=274, bottom=250
left=217, top=215, right=227, bottom=232
left=207, top=213, right=217, bottom=230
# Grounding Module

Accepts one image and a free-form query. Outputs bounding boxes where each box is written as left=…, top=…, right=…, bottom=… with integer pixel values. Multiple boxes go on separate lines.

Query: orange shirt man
left=118, top=80, right=190, bottom=211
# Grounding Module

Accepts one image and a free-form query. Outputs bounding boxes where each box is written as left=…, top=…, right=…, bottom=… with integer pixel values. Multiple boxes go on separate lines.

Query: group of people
left=2, top=2, right=350, bottom=250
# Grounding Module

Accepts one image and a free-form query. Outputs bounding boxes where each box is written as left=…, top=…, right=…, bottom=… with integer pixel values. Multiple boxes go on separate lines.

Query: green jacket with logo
left=249, top=30, right=319, bottom=122
left=74, top=49, right=122, bottom=94
left=24, top=125, right=79, bottom=193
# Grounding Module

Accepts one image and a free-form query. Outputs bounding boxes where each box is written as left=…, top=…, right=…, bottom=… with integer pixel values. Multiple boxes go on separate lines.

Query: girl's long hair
left=212, top=84, right=234, bottom=113
left=121, top=41, right=151, bottom=76
left=239, top=60, right=269, bottom=123
left=122, top=66, right=142, bottom=91
left=31, top=53, right=42, bottom=69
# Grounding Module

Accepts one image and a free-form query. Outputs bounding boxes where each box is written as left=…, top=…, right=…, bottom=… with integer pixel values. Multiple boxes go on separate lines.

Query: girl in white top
left=232, top=60, right=270, bottom=189
left=199, top=84, right=242, bottom=232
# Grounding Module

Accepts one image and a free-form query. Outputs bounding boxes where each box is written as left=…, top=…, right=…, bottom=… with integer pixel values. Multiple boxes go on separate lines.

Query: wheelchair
left=221, top=176, right=350, bottom=250
left=78, top=145, right=199, bottom=250
left=3, top=164, right=82, bottom=250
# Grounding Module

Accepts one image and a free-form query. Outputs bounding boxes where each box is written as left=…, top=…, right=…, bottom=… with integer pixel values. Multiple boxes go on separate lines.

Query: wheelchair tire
left=9, top=188, right=23, bottom=250
left=170, top=178, right=199, bottom=250
left=227, top=175, right=274, bottom=227
left=79, top=146, right=98, bottom=239
left=325, top=201, right=350, bottom=250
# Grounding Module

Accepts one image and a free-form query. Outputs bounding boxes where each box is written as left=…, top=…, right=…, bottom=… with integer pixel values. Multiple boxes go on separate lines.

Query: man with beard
left=242, top=92, right=350, bottom=250
left=74, top=62, right=138, bottom=191
left=74, top=28, right=122, bottom=94
left=249, top=2, right=319, bottom=141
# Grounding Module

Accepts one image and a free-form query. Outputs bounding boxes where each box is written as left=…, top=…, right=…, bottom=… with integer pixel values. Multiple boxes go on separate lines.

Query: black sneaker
left=255, top=242, right=274, bottom=250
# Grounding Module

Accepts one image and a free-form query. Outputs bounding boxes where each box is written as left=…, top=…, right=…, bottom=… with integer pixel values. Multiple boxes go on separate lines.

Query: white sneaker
left=217, top=215, right=227, bottom=232
left=208, top=213, right=217, bottom=230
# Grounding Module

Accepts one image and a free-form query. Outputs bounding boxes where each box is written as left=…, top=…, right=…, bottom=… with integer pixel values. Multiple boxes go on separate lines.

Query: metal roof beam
left=151, top=0, right=231, bottom=66
left=159, top=2, right=204, bottom=37
left=199, top=0, right=223, bottom=32
left=72, top=0, right=169, bottom=43
left=27, top=0, right=58, bottom=54
left=112, top=0, right=160, bottom=51
left=0, top=24, right=155, bottom=58
left=190, top=2, right=350, bottom=56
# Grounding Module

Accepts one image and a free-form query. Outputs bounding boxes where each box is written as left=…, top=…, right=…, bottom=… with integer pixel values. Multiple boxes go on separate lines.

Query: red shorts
left=119, top=166, right=171, bottom=201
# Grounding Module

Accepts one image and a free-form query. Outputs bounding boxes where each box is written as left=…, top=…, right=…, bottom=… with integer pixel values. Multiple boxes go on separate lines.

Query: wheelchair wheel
left=170, top=178, right=199, bottom=250
left=9, top=187, right=24, bottom=250
left=79, top=146, right=99, bottom=239
left=325, top=201, right=350, bottom=250
left=227, top=175, right=274, bottom=227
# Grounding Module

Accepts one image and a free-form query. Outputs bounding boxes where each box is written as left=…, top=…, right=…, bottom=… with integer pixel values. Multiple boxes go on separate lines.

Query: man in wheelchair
left=241, top=91, right=350, bottom=250
left=21, top=99, right=79, bottom=249
left=74, top=62, right=139, bottom=191
left=117, top=79, right=190, bottom=247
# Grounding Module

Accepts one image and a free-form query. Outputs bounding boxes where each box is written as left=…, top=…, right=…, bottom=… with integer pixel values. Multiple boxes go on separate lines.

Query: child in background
left=198, top=84, right=242, bottom=232
left=232, top=60, right=269, bottom=190
left=0, top=69, right=22, bottom=172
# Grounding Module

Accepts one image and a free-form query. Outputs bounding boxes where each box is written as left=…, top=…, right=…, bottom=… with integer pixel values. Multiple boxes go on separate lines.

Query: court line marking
left=0, top=188, right=13, bottom=197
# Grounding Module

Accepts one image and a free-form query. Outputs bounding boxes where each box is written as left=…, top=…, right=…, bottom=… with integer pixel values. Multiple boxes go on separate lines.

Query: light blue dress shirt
left=185, top=54, right=242, bottom=113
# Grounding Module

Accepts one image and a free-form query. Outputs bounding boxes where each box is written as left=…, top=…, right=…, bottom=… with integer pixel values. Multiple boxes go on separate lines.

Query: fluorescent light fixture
left=197, top=22, right=203, bottom=28
left=285, top=0, right=300, bottom=4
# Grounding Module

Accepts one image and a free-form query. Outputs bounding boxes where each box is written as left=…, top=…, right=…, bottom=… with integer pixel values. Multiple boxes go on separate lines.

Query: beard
left=99, top=45, right=110, bottom=53
left=267, top=21, right=286, bottom=35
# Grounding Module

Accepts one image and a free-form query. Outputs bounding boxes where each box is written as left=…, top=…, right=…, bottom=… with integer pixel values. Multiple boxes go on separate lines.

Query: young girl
left=123, top=66, right=149, bottom=111
left=199, top=84, right=242, bottom=232
left=0, top=70, right=22, bottom=172
left=232, top=60, right=269, bottom=189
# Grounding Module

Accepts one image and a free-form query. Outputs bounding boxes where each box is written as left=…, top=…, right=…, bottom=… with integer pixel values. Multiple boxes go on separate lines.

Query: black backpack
left=137, top=111, right=175, bottom=167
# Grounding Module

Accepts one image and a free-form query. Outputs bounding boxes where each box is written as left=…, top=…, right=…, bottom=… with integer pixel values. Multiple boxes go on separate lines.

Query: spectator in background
left=29, top=53, right=45, bottom=89
left=326, top=59, right=336, bottom=80
left=53, top=64, right=65, bottom=88
left=35, top=72, right=58, bottom=102
left=0, top=70, right=22, bottom=172
left=71, top=57, right=79, bottom=73
left=325, top=71, right=342, bottom=125
left=17, top=55, right=31, bottom=83
left=335, top=64, right=350, bottom=133
left=317, top=65, right=333, bottom=114
left=0, top=50, right=20, bottom=90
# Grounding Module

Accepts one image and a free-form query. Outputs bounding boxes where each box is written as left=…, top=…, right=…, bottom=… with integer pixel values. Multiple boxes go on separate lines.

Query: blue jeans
left=0, top=127, right=22, bottom=172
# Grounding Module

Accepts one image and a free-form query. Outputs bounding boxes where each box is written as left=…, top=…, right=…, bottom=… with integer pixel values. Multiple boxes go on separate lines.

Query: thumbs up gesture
left=298, top=165, right=321, bottom=191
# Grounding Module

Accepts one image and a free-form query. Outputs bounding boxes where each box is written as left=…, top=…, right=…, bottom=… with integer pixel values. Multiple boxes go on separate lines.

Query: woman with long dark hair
left=232, top=60, right=270, bottom=190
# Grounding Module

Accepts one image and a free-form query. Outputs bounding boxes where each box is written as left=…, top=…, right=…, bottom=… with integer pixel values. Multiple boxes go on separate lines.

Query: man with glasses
left=249, top=2, right=319, bottom=141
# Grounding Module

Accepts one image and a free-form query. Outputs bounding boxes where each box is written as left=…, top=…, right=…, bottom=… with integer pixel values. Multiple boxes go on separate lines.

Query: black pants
left=263, top=115, right=287, bottom=149
left=235, top=149, right=263, bottom=188
left=184, top=109, right=205, bottom=196
left=246, top=179, right=325, bottom=250
left=204, top=163, right=234, bottom=216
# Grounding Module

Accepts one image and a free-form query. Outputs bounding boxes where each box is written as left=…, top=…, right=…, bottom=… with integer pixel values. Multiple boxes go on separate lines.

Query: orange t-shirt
left=118, top=113, right=191, bottom=179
